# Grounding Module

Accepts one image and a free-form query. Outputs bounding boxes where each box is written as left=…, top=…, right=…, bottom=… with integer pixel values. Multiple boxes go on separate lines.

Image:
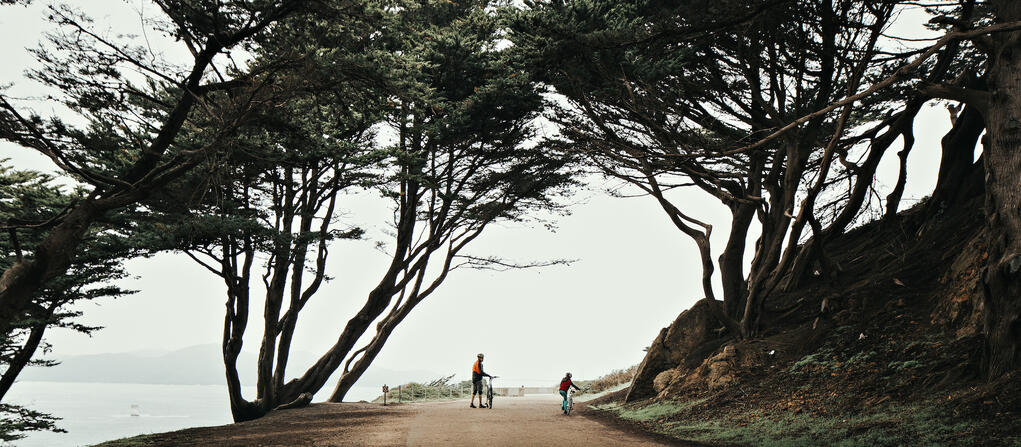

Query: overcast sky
left=1, top=1, right=954, bottom=394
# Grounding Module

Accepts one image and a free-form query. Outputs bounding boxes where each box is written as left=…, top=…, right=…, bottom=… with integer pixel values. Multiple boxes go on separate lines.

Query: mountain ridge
left=21, top=344, right=441, bottom=387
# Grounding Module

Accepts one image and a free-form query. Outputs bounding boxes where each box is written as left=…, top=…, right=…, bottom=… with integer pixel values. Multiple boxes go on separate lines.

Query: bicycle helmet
left=478, top=353, right=484, bottom=358
left=566, top=372, right=572, bottom=378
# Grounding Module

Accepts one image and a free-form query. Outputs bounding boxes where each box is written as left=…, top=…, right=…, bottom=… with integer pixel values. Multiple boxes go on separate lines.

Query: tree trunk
left=981, top=1, right=1021, bottom=378
left=930, top=104, right=986, bottom=211
left=719, top=203, right=754, bottom=319
left=741, top=140, right=804, bottom=337
left=884, top=129, right=915, bottom=219
left=0, top=306, right=54, bottom=400
left=276, top=267, right=404, bottom=404
left=224, top=284, right=267, bottom=422
left=220, top=236, right=266, bottom=422
left=328, top=305, right=410, bottom=402
left=0, top=202, right=100, bottom=338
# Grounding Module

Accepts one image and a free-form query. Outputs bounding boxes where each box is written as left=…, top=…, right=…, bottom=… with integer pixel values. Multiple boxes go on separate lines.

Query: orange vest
left=473, top=359, right=482, bottom=374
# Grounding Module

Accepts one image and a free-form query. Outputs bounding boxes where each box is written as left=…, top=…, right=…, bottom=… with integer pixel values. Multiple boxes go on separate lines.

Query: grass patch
left=588, top=402, right=622, bottom=412
left=590, top=393, right=1001, bottom=447
left=620, top=401, right=688, bottom=422
left=590, top=398, right=707, bottom=422
left=586, top=365, right=638, bottom=392
left=575, top=381, right=631, bottom=402
left=790, top=352, right=836, bottom=372
left=659, top=403, right=993, bottom=447
left=93, top=434, right=159, bottom=447
left=887, top=360, right=924, bottom=371
left=845, top=350, right=878, bottom=367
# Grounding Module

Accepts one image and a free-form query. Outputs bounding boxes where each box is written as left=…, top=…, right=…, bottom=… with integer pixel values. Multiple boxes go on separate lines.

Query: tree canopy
left=508, top=0, right=1021, bottom=377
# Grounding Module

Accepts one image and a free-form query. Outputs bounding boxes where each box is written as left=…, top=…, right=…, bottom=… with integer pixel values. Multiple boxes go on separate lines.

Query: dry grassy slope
left=587, top=198, right=1021, bottom=447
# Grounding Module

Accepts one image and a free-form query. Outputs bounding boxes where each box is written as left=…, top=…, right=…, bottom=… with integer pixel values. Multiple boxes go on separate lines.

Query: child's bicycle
left=565, top=387, right=576, bottom=415
left=565, top=385, right=589, bottom=415
left=485, top=376, right=498, bottom=409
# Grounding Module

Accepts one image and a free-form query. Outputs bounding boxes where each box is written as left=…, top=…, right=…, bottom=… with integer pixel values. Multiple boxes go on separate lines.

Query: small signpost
left=382, top=385, right=389, bottom=406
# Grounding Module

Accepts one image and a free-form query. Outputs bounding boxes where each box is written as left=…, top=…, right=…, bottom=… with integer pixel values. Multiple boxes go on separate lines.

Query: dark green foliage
left=380, top=0, right=577, bottom=228
left=507, top=0, right=893, bottom=170
left=0, top=162, right=136, bottom=440
left=0, top=403, right=63, bottom=442
left=0, top=163, right=136, bottom=333
left=506, top=0, right=938, bottom=338
left=0, top=0, right=310, bottom=437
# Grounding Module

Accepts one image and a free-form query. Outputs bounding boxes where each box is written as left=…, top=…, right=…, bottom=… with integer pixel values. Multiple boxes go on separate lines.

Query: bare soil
left=96, top=395, right=693, bottom=446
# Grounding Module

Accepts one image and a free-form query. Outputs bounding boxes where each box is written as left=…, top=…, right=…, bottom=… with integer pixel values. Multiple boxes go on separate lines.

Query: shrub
left=587, top=365, right=638, bottom=392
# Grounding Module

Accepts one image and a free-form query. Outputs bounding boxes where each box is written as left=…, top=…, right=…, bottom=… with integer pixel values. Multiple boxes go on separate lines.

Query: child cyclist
left=559, top=372, right=581, bottom=414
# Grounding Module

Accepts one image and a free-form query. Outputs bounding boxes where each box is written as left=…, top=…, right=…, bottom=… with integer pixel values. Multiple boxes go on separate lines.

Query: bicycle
left=565, top=387, right=576, bottom=415
left=485, top=376, right=498, bottom=409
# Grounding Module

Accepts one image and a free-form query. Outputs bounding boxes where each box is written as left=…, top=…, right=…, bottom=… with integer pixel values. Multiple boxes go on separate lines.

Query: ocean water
left=3, top=382, right=381, bottom=447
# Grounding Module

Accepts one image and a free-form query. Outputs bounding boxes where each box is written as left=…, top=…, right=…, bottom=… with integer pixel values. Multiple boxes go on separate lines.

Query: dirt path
left=100, top=395, right=685, bottom=446
left=402, top=395, right=672, bottom=446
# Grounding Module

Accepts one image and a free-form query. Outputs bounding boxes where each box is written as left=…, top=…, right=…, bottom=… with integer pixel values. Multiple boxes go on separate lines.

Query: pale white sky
left=0, top=1, right=953, bottom=393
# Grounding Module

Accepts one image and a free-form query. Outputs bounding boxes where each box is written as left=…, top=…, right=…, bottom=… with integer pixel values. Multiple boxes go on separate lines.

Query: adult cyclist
left=559, top=372, right=581, bottom=414
left=470, top=353, right=492, bottom=408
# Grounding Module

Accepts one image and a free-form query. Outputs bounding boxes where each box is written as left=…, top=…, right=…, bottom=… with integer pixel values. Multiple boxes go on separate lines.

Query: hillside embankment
left=585, top=197, right=1021, bottom=446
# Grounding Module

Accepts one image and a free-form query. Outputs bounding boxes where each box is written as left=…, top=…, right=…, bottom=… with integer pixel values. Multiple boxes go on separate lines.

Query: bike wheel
left=566, top=397, right=573, bottom=415
left=487, top=389, right=494, bottom=409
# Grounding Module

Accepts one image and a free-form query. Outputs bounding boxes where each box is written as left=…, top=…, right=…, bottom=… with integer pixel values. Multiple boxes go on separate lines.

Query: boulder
left=652, top=368, right=679, bottom=393
left=661, top=343, right=763, bottom=394
left=625, top=299, right=725, bottom=402
left=703, top=345, right=738, bottom=390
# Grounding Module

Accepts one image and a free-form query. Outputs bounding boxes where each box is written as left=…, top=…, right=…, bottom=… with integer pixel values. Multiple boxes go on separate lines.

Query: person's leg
left=471, top=380, right=482, bottom=407
left=559, top=390, right=567, bottom=411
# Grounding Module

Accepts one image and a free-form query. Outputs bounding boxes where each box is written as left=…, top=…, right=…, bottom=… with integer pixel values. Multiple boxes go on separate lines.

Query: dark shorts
left=472, top=379, right=484, bottom=395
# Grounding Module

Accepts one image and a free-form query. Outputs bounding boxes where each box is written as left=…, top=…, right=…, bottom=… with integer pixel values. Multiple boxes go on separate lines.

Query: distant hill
left=20, top=344, right=440, bottom=387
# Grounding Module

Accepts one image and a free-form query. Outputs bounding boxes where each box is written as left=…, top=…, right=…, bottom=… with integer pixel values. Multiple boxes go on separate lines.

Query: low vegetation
left=92, top=434, right=159, bottom=447
left=571, top=365, right=638, bottom=402
left=371, top=375, right=473, bottom=404
left=583, top=365, right=638, bottom=394
left=593, top=398, right=1017, bottom=447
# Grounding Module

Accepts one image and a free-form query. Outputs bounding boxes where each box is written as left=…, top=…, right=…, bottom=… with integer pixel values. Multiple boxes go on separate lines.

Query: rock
left=704, top=345, right=738, bottom=390
left=666, top=343, right=765, bottom=393
left=625, top=299, right=724, bottom=402
left=652, top=369, right=678, bottom=393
